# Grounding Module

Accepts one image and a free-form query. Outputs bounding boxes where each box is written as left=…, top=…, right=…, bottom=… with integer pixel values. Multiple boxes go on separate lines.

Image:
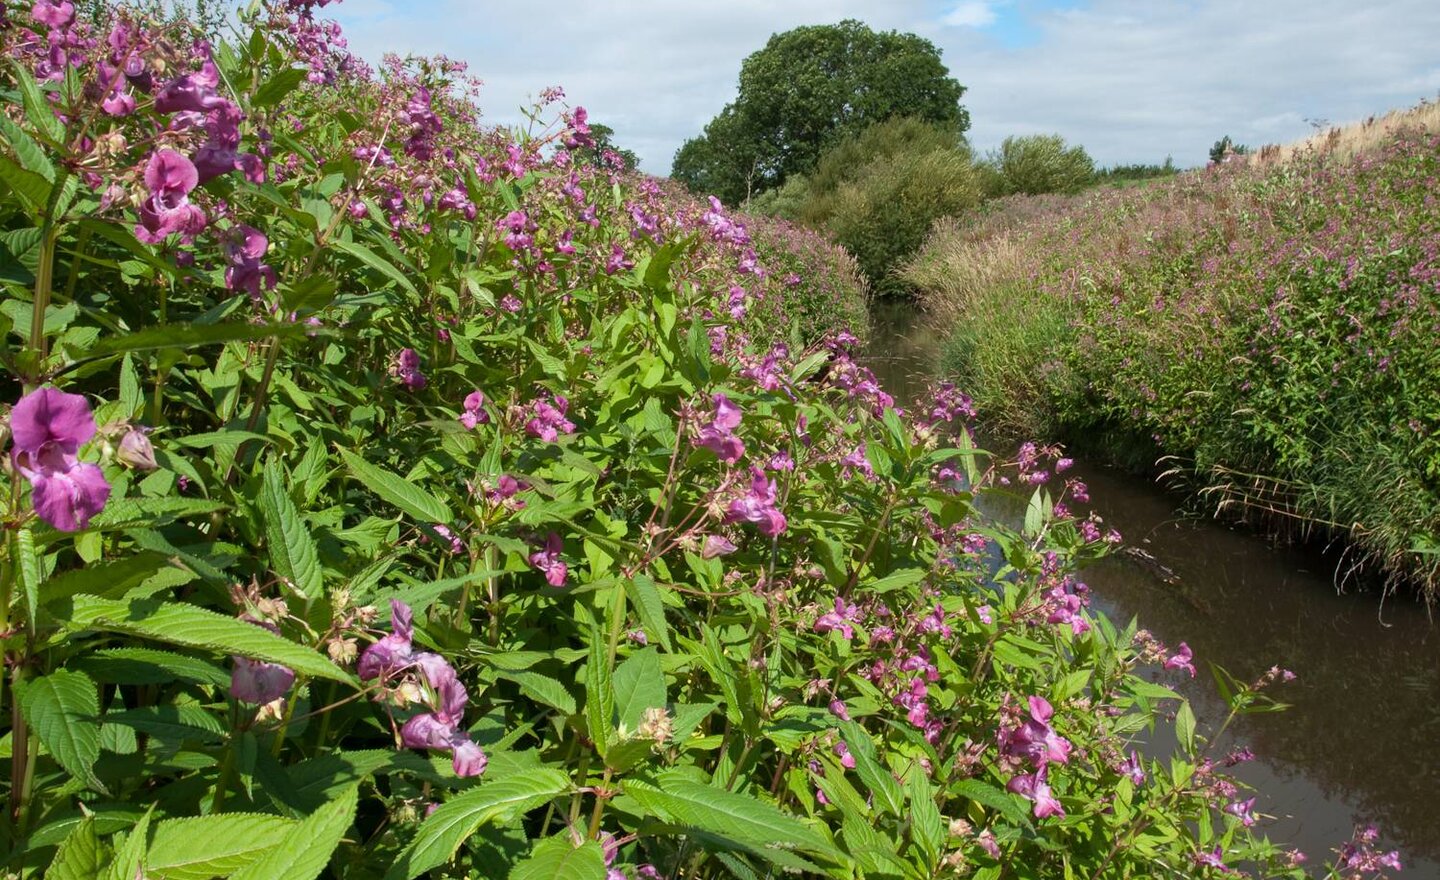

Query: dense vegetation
left=671, top=20, right=969, bottom=206
left=0, top=1, right=1410, bottom=878
left=905, top=121, right=1440, bottom=598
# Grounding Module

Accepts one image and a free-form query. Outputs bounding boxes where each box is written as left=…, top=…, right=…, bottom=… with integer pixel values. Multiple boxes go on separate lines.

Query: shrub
left=984, top=134, right=1096, bottom=197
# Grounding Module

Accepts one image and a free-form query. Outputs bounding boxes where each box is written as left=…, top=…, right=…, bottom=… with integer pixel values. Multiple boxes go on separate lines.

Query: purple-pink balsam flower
left=529, top=532, right=568, bottom=587
left=154, top=58, right=227, bottom=114
left=9, top=387, right=110, bottom=532
left=695, top=393, right=745, bottom=463
left=136, top=150, right=206, bottom=244
left=391, top=348, right=426, bottom=391
left=223, top=225, right=277, bottom=297
left=1164, top=642, right=1196, bottom=677
left=399, top=655, right=487, bottom=777
left=1121, top=751, right=1146, bottom=785
left=828, top=699, right=850, bottom=721
left=358, top=599, right=416, bottom=681
left=815, top=596, right=862, bottom=640
left=1007, top=768, right=1064, bottom=819
left=33, top=0, right=76, bottom=28
left=524, top=393, right=575, bottom=442
left=230, top=619, right=296, bottom=704
left=700, top=534, right=737, bottom=559
left=1000, top=696, right=1072, bottom=769
left=459, top=390, right=489, bottom=429
left=725, top=467, right=787, bottom=536
left=1224, top=797, right=1257, bottom=827
left=834, top=740, right=856, bottom=770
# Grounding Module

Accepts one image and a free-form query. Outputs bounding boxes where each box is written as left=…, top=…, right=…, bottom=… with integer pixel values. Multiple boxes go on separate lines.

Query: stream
left=862, top=299, right=1440, bottom=878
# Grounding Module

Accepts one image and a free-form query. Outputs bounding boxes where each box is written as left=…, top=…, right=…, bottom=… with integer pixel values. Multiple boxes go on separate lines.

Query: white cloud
left=943, top=1, right=999, bottom=28
left=327, top=0, right=1440, bottom=173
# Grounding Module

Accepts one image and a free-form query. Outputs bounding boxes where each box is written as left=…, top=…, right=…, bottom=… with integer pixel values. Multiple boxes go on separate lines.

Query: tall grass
left=904, top=114, right=1440, bottom=598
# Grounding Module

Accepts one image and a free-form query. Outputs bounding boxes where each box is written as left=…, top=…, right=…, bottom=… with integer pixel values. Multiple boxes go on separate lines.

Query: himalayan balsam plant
left=0, top=1, right=1402, bottom=879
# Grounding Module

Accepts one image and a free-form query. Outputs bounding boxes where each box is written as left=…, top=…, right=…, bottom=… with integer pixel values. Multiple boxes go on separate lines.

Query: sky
left=328, top=0, right=1440, bottom=174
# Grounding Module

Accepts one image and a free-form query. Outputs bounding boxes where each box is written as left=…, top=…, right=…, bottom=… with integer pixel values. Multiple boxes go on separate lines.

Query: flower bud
left=113, top=423, right=157, bottom=471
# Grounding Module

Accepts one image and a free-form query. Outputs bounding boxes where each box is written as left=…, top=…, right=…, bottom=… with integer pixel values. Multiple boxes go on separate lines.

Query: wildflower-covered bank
left=906, top=130, right=1440, bottom=598
left=0, top=2, right=1404, bottom=878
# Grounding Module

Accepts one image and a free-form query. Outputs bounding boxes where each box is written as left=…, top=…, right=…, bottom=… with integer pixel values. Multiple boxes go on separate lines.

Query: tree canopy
left=671, top=20, right=969, bottom=205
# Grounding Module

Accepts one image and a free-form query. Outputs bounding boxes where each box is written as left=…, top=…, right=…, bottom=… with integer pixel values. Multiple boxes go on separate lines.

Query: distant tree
left=984, top=134, right=1095, bottom=197
left=583, top=123, right=639, bottom=172
left=1209, top=135, right=1249, bottom=164
left=672, top=20, right=969, bottom=204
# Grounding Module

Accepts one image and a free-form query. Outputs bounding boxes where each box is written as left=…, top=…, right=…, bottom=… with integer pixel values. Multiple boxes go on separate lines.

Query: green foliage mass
left=981, top=134, right=1097, bottom=198
left=748, top=118, right=982, bottom=297
left=672, top=20, right=969, bottom=205
left=906, top=129, right=1440, bottom=598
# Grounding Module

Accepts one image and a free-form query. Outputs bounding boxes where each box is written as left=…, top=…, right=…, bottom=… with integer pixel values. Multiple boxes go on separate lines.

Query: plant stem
left=210, top=739, right=238, bottom=814
left=28, top=226, right=59, bottom=367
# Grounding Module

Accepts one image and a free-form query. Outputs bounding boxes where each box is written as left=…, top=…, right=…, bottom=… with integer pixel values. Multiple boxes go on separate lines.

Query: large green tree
left=672, top=20, right=969, bottom=204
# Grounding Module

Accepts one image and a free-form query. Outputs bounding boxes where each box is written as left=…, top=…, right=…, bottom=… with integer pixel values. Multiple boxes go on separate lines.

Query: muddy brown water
left=862, top=299, right=1440, bottom=877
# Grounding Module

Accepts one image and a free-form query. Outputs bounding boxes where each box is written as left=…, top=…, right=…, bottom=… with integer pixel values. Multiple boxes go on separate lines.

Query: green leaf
left=259, top=464, right=324, bottom=599
left=16, top=526, right=40, bottom=629
left=20, top=670, right=104, bottom=792
left=625, top=575, right=671, bottom=652
left=585, top=630, right=614, bottom=757
left=88, top=321, right=313, bottom=358
left=495, top=670, right=577, bottom=715
left=0, top=154, right=51, bottom=213
left=1176, top=700, right=1196, bottom=752
left=338, top=448, right=452, bottom=523
left=42, top=817, right=105, bottom=880
left=331, top=239, right=417, bottom=294
left=0, top=111, right=55, bottom=180
left=229, top=786, right=357, bottom=880
left=12, top=60, right=65, bottom=142
left=612, top=647, right=665, bottom=732
left=950, top=779, right=1032, bottom=829
left=74, top=647, right=229, bottom=688
left=624, top=772, right=840, bottom=864
left=66, top=597, right=352, bottom=684
left=386, top=770, right=571, bottom=880
left=838, top=721, right=903, bottom=818
left=103, top=807, right=153, bottom=880
left=41, top=553, right=174, bottom=607
left=252, top=67, right=308, bottom=108
left=509, top=835, right=606, bottom=880
left=906, top=772, right=943, bottom=871
left=102, top=705, right=227, bottom=744
left=147, top=813, right=298, bottom=880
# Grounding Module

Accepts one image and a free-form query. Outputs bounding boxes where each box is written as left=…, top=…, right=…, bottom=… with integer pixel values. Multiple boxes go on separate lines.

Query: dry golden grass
left=1246, top=96, right=1440, bottom=165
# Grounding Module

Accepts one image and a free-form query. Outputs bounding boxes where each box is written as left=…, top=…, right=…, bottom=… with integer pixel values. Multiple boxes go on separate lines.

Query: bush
left=0, top=3, right=1399, bottom=879
left=984, top=134, right=1096, bottom=197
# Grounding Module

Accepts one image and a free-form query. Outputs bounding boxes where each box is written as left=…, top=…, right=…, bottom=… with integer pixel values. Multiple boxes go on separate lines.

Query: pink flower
left=398, top=655, right=487, bottom=777
left=529, top=532, right=568, bottom=587
left=834, top=740, right=856, bottom=769
left=524, top=393, right=575, bottom=442
left=695, top=393, right=744, bottom=463
left=815, top=597, right=862, bottom=640
left=700, top=534, right=737, bottom=559
left=1164, top=642, right=1196, bottom=677
left=459, top=390, right=489, bottom=429
left=135, top=150, right=206, bottom=244
left=32, top=0, right=75, bottom=29
left=223, top=225, right=277, bottom=297
left=154, top=59, right=227, bottom=114
left=1007, top=769, right=1064, bottom=819
left=10, top=387, right=110, bottom=531
left=725, top=467, right=787, bottom=536
left=391, top=348, right=426, bottom=391
left=358, top=600, right=416, bottom=681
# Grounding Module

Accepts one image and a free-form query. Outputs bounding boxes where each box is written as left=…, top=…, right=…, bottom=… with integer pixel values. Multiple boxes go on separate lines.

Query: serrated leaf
left=229, top=787, right=356, bottom=880
left=67, top=596, right=351, bottom=684
left=252, top=67, right=307, bottom=108
left=42, top=817, right=105, bottom=880
left=338, top=448, right=452, bottom=523
left=147, top=813, right=298, bottom=880
left=495, top=670, right=576, bottom=714
left=12, top=60, right=64, bottom=142
left=16, top=526, right=40, bottom=629
left=624, top=575, right=671, bottom=652
left=585, top=630, right=614, bottom=757
left=20, top=669, right=104, bottom=793
left=1176, top=700, right=1196, bottom=752
left=260, top=464, right=323, bottom=599
left=907, top=772, right=943, bottom=870
left=509, top=836, right=605, bottom=880
left=74, top=648, right=229, bottom=687
left=612, top=647, right=665, bottom=732
left=331, top=239, right=417, bottom=294
left=624, top=772, right=840, bottom=864
left=838, top=721, right=903, bottom=818
left=0, top=153, right=51, bottom=212
left=386, top=770, right=570, bottom=880
left=41, top=552, right=173, bottom=607
left=103, top=807, right=153, bottom=880
left=950, top=778, right=1032, bottom=829
left=102, top=705, right=227, bottom=743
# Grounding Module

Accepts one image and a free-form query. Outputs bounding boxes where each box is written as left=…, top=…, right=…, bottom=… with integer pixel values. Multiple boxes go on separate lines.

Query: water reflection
left=863, top=299, right=1440, bottom=877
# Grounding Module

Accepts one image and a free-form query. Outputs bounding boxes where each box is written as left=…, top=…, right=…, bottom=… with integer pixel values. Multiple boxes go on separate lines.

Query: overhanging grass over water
left=904, top=117, right=1440, bottom=598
